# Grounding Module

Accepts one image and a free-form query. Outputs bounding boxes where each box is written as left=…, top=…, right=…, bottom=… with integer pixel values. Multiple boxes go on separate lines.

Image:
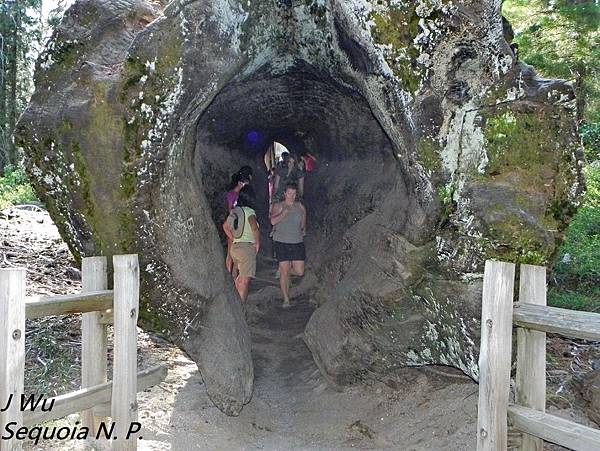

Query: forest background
left=0, top=0, right=598, bottom=310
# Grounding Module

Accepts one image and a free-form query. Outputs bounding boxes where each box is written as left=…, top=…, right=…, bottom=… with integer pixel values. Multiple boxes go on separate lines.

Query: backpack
left=228, top=206, right=246, bottom=239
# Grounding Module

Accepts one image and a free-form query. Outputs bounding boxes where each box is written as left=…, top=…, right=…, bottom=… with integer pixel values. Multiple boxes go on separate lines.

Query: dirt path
left=0, top=209, right=485, bottom=450
left=129, top=264, right=480, bottom=451
left=4, top=206, right=595, bottom=450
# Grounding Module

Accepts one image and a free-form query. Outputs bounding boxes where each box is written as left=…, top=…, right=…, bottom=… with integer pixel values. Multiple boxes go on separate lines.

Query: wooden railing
left=0, top=255, right=167, bottom=451
left=477, top=260, right=600, bottom=451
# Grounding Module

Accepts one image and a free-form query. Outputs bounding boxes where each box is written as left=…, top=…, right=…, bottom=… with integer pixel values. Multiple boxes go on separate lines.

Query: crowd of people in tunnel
left=222, top=151, right=316, bottom=308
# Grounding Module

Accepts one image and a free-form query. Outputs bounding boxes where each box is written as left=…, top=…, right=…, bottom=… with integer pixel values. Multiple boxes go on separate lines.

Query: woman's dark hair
left=228, top=171, right=251, bottom=190
left=238, top=165, right=254, bottom=178
left=236, top=186, right=255, bottom=209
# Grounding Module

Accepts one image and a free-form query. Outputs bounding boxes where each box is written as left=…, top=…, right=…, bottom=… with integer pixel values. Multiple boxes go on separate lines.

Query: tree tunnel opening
left=194, top=62, right=408, bottom=279
left=190, top=61, right=418, bottom=382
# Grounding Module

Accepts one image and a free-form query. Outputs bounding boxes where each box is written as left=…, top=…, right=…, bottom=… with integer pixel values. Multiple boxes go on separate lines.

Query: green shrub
left=548, top=288, right=600, bottom=313
left=550, top=164, right=600, bottom=310
left=0, top=166, right=38, bottom=210
left=581, top=121, right=600, bottom=162
left=554, top=206, right=600, bottom=287
left=584, top=163, right=600, bottom=208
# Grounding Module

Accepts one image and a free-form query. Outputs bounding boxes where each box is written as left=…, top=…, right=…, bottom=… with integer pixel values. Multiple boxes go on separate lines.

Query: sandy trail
left=131, top=262, right=479, bottom=451
left=6, top=209, right=479, bottom=450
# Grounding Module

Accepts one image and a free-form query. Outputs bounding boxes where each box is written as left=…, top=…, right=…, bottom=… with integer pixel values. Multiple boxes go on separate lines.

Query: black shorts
left=274, top=241, right=306, bottom=263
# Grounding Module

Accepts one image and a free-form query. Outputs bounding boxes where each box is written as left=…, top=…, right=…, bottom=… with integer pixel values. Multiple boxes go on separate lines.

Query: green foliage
left=504, top=1, right=600, bottom=310
left=504, top=0, right=600, bottom=165
left=548, top=288, right=600, bottom=312
left=551, top=165, right=600, bottom=308
left=0, top=165, right=37, bottom=210
left=503, top=0, right=600, bottom=84
left=0, top=0, right=44, bottom=172
left=581, top=120, right=600, bottom=161
left=584, top=163, right=600, bottom=208
left=554, top=205, right=600, bottom=285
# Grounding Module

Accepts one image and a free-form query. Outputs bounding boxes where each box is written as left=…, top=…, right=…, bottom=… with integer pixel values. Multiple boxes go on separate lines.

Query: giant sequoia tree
left=17, top=0, right=583, bottom=415
left=0, top=0, right=42, bottom=173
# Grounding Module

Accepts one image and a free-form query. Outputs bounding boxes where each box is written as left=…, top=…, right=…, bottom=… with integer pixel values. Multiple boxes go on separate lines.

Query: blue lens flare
left=247, top=130, right=260, bottom=144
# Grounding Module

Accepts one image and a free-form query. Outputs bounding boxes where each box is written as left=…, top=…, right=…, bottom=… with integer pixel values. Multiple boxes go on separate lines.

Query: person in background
left=225, top=165, right=254, bottom=275
left=301, top=152, right=317, bottom=174
left=238, top=165, right=255, bottom=198
left=273, top=151, right=290, bottom=199
left=223, top=189, right=260, bottom=303
left=267, top=167, right=276, bottom=208
left=274, top=153, right=304, bottom=200
left=238, top=165, right=254, bottom=183
left=225, top=171, right=251, bottom=275
left=226, top=172, right=250, bottom=212
left=270, top=182, right=306, bottom=308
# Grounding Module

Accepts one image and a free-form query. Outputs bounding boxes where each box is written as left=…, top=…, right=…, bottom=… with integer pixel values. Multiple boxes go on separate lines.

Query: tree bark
left=0, top=10, right=8, bottom=174
left=7, top=0, right=20, bottom=168
left=574, top=65, right=586, bottom=125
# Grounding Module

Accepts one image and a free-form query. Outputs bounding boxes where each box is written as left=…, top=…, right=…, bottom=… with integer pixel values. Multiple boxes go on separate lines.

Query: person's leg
left=235, top=276, right=251, bottom=302
left=279, top=260, right=291, bottom=307
left=231, top=243, right=254, bottom=302
left=226, top=239, right=233, bottom=273
left=290, top=260, right=305, bottom=277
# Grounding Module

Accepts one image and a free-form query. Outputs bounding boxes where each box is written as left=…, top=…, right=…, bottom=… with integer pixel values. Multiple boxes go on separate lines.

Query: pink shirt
left=226, top=190, right=239, bottom=211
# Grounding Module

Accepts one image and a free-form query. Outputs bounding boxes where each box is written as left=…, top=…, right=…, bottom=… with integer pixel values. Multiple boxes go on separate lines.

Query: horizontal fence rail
left=477, top=260, right=600, bottom=451
left=0, top=255, right=167, bottom=451
left=513, top=303, right=600, bottom=341
left=508, top=405, right=600, bottom=450
left=25, top=290, right=113, bottom=319
left=23, top=365, right=167, bottom=427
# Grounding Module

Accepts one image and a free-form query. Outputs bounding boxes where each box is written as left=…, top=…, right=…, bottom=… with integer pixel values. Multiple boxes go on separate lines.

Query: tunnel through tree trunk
left=16, top=0, right=583, bottom=416
left=196, top=62, right=405, bottom=267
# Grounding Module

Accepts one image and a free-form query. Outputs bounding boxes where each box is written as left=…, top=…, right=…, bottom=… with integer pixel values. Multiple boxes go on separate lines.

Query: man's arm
left=298, top=176, right=305, bottom=197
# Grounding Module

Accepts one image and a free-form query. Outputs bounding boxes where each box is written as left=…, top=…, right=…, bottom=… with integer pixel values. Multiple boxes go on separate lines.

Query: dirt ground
left=1, top=206, right=598, bottom=450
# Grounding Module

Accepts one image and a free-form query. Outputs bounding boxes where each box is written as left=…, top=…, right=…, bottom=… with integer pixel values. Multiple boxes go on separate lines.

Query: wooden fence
left=0, top=255, right=167, bottom=451
left=477, top=260, right=600, bottom=451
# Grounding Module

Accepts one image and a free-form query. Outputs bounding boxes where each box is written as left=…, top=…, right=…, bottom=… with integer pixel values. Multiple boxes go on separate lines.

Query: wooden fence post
left=477, top=260, right=515, bottom=451
left=81, top=256, right=108, bottom=434
left=111, top=255, right=139, bottom=451
left=0, top=268, right=26, bottom=451
left=516, top=264, right=546, bottom=451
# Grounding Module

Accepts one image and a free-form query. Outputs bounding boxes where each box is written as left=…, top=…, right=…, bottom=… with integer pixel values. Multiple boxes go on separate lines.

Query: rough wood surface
left=0, top=269, right=26, bottom=451
left=111, top=254, right=140, bottom=450
left=513, top=303, right=600, bottom=341
left=25, top=290, right=113, bottom=319
left=516, top=264, right=546, bottom=451
left=477, top=260, right=515, bottom=451
left=509, top=404, right=600, bottom=451
left=23, top=365, right=167, bottom=427
left=81, top=256, right=109, bottom=434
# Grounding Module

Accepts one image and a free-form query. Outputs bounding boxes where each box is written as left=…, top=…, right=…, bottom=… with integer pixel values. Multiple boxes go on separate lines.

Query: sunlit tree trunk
left=7, top=0, right=20, bottom=168
left=0, top=8, right=9, bottom=174
left=574, top=64, right=587, bottom=125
